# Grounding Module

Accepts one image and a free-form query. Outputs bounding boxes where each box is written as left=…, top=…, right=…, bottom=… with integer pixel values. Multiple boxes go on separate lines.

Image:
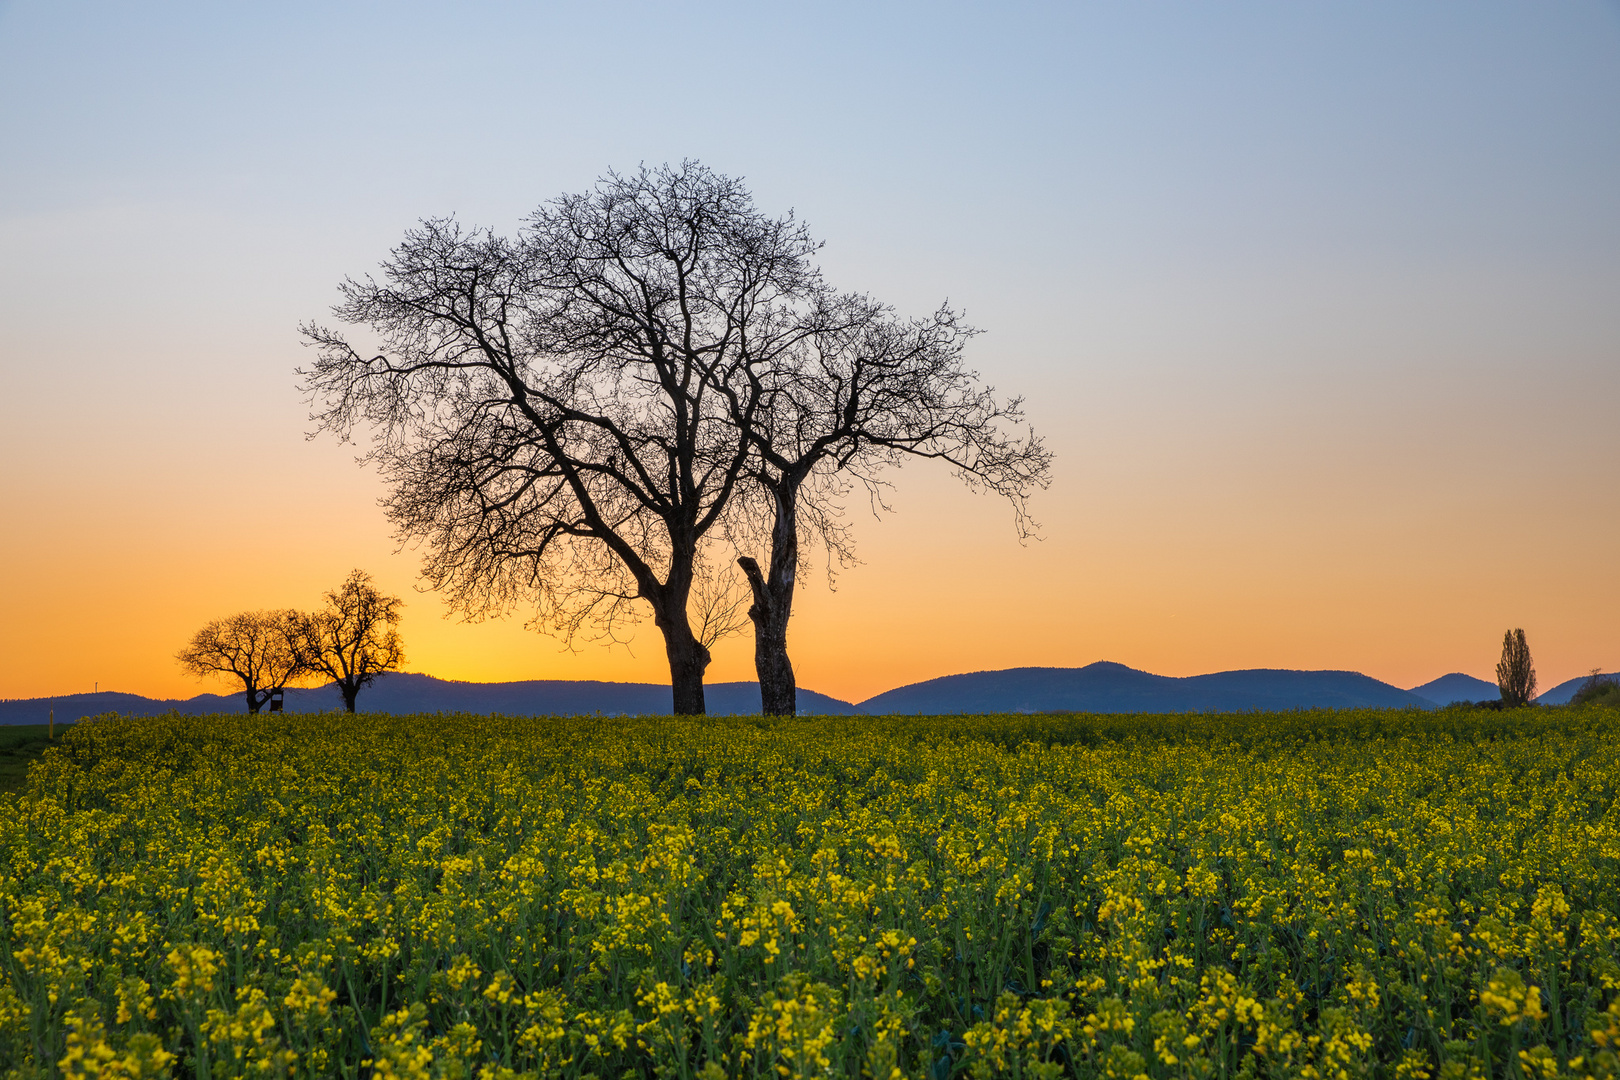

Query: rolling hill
left=1407, top=673, right=1499, bottom=706
left=1536, top=671, right=1618, bottom=705
left=855, top=662, right=1438, bottom=714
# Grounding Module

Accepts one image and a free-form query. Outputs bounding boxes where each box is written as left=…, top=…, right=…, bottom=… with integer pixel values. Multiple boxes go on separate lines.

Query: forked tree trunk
left=246, top=689, right=263, bottom=715
left=339, top=680, right=360, bottom=713
left=740, top=481, right=799, bottom=716
left=739, top=556, right=796, bottom=715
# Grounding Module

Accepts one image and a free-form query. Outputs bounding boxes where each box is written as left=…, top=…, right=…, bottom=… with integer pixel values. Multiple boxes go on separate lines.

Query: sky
left=1, top=1, right=1617, bottom=705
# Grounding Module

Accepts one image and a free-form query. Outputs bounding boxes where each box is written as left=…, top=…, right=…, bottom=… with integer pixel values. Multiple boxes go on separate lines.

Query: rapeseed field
left=2, top=708, right=1618, bottom=1080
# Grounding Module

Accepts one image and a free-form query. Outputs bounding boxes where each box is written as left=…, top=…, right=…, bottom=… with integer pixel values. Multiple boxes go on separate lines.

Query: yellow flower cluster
left=2, top=706, right=1619, bottom=1078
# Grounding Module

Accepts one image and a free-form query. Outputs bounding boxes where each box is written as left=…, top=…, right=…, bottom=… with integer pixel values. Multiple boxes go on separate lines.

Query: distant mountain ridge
left=857, top=662, right=1438, bottom=714
left=6, top=662, right=1606, bottom=725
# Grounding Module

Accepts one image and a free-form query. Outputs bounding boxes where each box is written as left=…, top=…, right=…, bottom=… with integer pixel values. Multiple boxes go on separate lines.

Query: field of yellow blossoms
left=3, top=707, right=1619, bottom=1080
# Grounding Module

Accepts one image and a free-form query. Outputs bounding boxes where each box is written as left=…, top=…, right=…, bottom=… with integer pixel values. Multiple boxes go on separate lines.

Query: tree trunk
left=663, top=629, right=710, bottom=715
left=340, top=680, right=359, bottom=713
left=646, top=552, right=712, bottom=715
left=246, top=689, right=262, bottom=715
left=740, top=480, right=799, bottom=716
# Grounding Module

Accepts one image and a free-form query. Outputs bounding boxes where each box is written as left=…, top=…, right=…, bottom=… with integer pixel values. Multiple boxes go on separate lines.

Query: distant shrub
left=1571, top=671, right=1620, bottom=706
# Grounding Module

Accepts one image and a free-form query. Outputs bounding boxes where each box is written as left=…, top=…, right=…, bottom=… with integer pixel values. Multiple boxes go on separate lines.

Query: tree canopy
left=1496, top=627, right=1537, bottom=707
left=301, top=163, right=826, bottom=714
left=301, top=162, right=1049, bottom=714
left=301, top=569, right=405, bottom=713
left=175, top=610, right=306, bottom=714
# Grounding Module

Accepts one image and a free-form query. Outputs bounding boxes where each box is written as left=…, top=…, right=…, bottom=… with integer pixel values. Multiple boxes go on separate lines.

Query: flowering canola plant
left=2, top=707, right=1619, bottom=1079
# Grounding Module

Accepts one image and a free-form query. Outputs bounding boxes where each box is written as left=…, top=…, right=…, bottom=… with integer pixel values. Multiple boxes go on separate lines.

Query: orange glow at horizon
left=4, top=433, right=1615, bottom=706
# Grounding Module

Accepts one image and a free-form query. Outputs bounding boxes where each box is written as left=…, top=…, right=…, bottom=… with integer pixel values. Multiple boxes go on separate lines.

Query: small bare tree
left=301, top=569, right=405, bottom=713
left=1496, top=627, right=1537, bottom=707
left=176, top=610, right=308, bottom=714
left=687, top=547, right=752, bottom=653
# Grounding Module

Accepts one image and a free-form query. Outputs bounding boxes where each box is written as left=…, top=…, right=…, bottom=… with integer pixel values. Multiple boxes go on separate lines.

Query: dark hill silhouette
left=0, top=673, right=861, bottom=724
left=0, top=691, right=178, bottom=726
left=855, top=661, right=1437, bottom=714
left=17, top=661, right=1595, bottom=724
left=1536, top=671, right=1617, bottom=705
left=1408, top=673, right=1499, bottom=705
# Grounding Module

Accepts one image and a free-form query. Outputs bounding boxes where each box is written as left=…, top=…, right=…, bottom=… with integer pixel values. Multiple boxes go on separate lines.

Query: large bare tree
left=301, top=569, right=405, bottom=713
left=176, top=610, right=308, bottom=714
left=725, top=292, right=1051, bottom=715
left=299, top=163, right=822, bottom=714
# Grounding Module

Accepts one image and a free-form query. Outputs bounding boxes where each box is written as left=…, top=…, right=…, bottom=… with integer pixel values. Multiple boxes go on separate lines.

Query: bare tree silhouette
left=176, top=610, right=308, bottom=713
left=301, top=569, right=405, bottom=713
left=300, top=163, right=823, bottom=714
left=725, top=293, right=1051, bottom=715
